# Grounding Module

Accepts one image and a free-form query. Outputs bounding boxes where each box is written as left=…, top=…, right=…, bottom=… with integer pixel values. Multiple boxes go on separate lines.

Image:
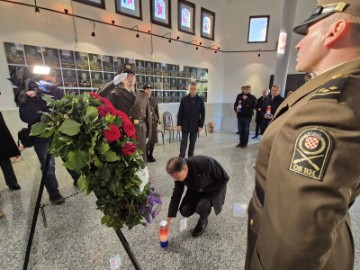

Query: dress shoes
left=49, top=194, right=65, bottom=205
left=0, top=211, right=4, bottom=220
left=9, top=184, right=21, bottom=190
left=192, top=217, right=208, bottom=237
left=236, top=131, right=240, bottom=134
left=147, top=155, right=156, bottom=162
left=251, top=136, right=258, bottom=139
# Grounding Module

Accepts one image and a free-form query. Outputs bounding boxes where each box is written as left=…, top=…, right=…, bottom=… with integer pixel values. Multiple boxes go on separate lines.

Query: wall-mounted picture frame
left=150, top=0, right=172, bottom=29
left=200, top=8, right=215, bottom=40
left=73, top=0, right=105, bottom=9
left=115, top=0, right=142, bottom=20
left=247, top=15, right=270, bottom=43
left=178, top=0, right=195, bottom=35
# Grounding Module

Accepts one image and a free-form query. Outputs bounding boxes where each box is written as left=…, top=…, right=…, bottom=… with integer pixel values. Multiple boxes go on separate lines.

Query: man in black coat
left=252, top=89, right=269, bottom=139
left=261, top=85, right=285, bottom=134
left=233, top=85, right=257, bottom=147
left=0, top=112, right=21, bottom=190
left=166, top=156, right=229, bottom=237
left=177, top=82, right=205, bottom=158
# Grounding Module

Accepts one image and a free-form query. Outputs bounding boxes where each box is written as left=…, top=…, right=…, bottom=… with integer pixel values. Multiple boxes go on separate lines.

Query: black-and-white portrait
left=60, top=50, right=76, bottom=69
left=24, top=45, right=43, bottom=66
left=89, top=53, right=102, bottom=71
left=102, top=56, right=114, bottom=72
left=4, top=42, right=25, bottom=64
left=77, top=70, right=91, bottom=87
left=62, top=69, right=78, bottom=87
left=43, top=47, right=60, bottom=68
left=91, top=72, right=103, bottom=88
left=136, top=60, right=145, bottom=74
left=75, top=51, right=89, bottom=70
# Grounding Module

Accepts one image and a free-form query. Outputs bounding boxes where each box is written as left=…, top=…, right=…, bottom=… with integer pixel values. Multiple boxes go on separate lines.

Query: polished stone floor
left=0, top=132, right=359, bottom=270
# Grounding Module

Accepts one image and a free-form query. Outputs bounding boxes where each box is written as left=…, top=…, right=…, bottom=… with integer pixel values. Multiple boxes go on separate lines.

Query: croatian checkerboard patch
left=289, top=128, right=333, bottom=180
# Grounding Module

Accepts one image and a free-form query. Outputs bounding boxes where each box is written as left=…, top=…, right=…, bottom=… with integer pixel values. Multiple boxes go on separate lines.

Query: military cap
left=293, top=1, right=360, bottom=35
left=143, top=83, right=153, bottom=90
left=117, top=63, right=136, bottom=75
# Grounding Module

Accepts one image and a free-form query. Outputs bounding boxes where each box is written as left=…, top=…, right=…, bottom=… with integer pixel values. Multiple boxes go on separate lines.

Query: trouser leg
left=0, top=157, right=18, bottom=187
left=188, top=132, right=198, bottom=157
left=179, top=131, right=189, bottom=158
left=33, top=141, right=60, bottom=197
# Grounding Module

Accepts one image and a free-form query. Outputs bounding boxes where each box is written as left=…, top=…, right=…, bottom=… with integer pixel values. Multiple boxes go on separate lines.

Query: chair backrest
left=163, top=111, right=173, bottom=129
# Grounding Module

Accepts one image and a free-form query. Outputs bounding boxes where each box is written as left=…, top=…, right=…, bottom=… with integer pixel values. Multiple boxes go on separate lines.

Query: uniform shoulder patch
left=289, top=128, right=333, bottom=181
left=310, top=76, right=348, bottom=101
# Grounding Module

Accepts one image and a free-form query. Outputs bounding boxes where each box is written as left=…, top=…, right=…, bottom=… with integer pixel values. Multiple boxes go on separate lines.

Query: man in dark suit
left=177, top=81, right=205, bottom=158
left=260, top=85, right=284, bottom=134
left=166, top=156, right=229, bottom=237
left=252, top=89, right=268, bottom=139
left=98, top=63, right=152, bottom=163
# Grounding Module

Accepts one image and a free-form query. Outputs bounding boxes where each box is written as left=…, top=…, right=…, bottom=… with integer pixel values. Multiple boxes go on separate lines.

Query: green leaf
left=103, top=150, right=120, bottom=162
left=104, top=114, right=116, bottom=123
left=77, top=174, right=90, bottom=191
left=101, top=215, right=112, bottom=226
left=58, top=119, right=81, bottom=136
left=96, top=141, right=110, bottom=154
left=31, top=122, right=48, bottom=136
left=64, top=149, right=88, bottom=170
left=84, top=106, right=99, bottom=123
left=92, top=154, right=103, bottom=168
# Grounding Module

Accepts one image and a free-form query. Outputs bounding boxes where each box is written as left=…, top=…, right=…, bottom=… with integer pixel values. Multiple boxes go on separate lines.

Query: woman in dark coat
left=143, top=84, right=159, bottom=162
left=0, top=111, right=21, bottom=190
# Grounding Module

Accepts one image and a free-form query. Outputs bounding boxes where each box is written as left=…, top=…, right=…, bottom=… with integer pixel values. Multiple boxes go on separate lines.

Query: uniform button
left=250, top=219, right=254, bottom=226
left=130, top=109, right=132, bottom=111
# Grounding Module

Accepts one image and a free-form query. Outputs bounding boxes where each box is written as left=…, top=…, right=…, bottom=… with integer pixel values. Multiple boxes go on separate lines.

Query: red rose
left=122, top=117, right=136, bottom=139
left=101, top=98, right=113, bottom=106
left=98, top=105, right=117, bottom=117
left=88, top=92, right=102, bottom=100
left=104, top=124, right=121, bottom=143
left=121, top=142, right=137, bottom=156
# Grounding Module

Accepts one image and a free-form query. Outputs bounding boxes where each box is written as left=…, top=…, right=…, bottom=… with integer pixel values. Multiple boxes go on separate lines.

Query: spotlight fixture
left=257, top=49, right=261, bottom=57
left=112, top=20, right=115, bottom=25
left=168, top=39, right=171, bottom=43
left=176, top=36, right=180, bottom=40
left=148, top=30, right=151, bottom=33
left=161, top=32, right=172, bottom=44
left=91, top=21, right=96, bottom=37
left=34, top=0, right=40, bottom=13
left=131, top=25, right=140, bottom=38
left=199, top=42, right=202, bottom=46
left=64, top=9, right=68, bottom=14
left=209, top=44, right=220, bottom=53
left=196, top=46, right=199, bottom=50
left=215, top=50, right=217, bottom=53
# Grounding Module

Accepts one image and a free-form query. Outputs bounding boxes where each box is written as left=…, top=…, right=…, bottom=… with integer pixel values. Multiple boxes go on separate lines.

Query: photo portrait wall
left=4, top=42, right=208, bottom=103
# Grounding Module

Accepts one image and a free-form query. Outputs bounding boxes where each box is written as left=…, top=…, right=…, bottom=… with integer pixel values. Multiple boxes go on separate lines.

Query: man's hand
left=176, top=126, right=182, bottom=131
left=26, top=91, right=37, bottom=97
left=113, top=73, right=127, bottom=86
left=198, top=127, right=203, bottom=133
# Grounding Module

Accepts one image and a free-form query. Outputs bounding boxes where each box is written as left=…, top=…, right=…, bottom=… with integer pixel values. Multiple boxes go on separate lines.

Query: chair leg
left=205, top=125, right=207, bottom=136
left=162, top=132, right=165, bottom=145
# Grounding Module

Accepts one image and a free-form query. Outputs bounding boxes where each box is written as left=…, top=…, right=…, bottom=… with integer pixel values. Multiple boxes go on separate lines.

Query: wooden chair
left=163, top=111, right=178, bottom=143
left=157, top=125, right=165, bottom=145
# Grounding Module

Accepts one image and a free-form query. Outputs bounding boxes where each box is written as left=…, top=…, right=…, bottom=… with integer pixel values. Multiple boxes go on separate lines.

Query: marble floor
left=0, top=132, right=359, bottom=270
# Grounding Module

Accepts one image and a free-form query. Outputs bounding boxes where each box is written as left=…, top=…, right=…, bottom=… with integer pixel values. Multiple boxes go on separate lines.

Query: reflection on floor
left=0, top=132, right=359, bottom=270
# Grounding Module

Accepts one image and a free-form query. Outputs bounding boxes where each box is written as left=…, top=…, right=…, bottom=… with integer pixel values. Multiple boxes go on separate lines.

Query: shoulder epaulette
left=310, top=75, right=348, bottom=101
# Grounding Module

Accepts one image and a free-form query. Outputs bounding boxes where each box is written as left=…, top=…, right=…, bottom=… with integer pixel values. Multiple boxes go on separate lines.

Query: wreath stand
left=23, top=152, right=143, bottom=270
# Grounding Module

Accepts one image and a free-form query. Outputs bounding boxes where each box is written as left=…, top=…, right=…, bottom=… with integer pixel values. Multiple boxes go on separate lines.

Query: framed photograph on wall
left=115, top=0, right=142, bottom=20
left=178, top=0, right=195, bottom=35
left=247, top=15, right=270, bottom=43
left=200, top=8, right=215, bottom=40
left=150, top=0, right=172, bottom=28
left=73, top=0, right=105, bottom=9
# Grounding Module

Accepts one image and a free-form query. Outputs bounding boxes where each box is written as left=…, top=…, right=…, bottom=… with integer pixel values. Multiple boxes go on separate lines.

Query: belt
left=131, top=119, right=145, bottom=125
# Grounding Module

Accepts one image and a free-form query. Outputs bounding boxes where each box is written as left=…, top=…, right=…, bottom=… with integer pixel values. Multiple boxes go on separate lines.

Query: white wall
left=0, top=0, right=318, bottom=130
left=0, top=0, right=226, bottom=109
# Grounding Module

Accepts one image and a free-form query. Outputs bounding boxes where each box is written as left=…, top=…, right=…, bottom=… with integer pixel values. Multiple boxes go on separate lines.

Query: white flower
left=136, top=166, right=149, bottom=192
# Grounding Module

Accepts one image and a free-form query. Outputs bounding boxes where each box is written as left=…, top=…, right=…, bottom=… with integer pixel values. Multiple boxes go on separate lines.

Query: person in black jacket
left=166, top=156, right=229, bottom=237
left=233, top=85, right=257, bottom=147
left=252, top=89, right=269, bottom=139
left=0, top=111, right=21, bottom=191
left=261, top=85, right=285, bottom=134
left=177, top=82, right=205, bottom=158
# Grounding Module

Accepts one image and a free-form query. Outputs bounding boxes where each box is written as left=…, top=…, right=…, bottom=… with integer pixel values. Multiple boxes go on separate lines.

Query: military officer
left=98, top=63, right=151, bottom=163
left=143, top=83, right=160, bottom=162
left=245, top=1, right=360, bottom=270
